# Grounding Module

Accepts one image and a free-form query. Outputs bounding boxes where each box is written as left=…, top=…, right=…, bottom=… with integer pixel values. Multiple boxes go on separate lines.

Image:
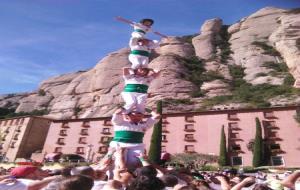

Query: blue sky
left=0, top=0, right=299, bottom=94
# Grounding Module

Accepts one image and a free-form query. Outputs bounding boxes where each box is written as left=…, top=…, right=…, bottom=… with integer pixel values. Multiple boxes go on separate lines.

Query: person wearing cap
left=121, top=67, right=160, bottom=114
left=108, top=107, right=161, bottom=170
left=130, top=18, right=154, bottom=38
left=128, top=37, right=160, bottom=69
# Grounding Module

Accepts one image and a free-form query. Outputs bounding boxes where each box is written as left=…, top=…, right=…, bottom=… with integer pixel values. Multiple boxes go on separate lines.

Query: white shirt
left=123, top=74, right=154, bottom=85
left=129, top=37, right=160, bottom=51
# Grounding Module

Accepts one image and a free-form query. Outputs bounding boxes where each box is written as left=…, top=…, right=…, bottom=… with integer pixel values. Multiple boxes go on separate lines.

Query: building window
left=20, top=118, right=25, bottom=125
left=229, top=122, right=239, bottom=129
left=161, top=146, right=166, bottom=153
left=61, top=122, right=69, bottom=128
left=162, top=135, right=167, bottom=142
left=59, top=130, right=67, bottom=136
left=79, top=137, right=87, bottom=144
left=10, top=142, right=16, bottom=148
left=162, top=117, right=169, bottom=124
left=4, top=120, right=8, bottom=126
left=82, top=121, right=90, bottom=128
left=231, top=144, right=241, bottom=152
left=184, top=124, right=195, bottom=132
left=13, top=134, right=19, bottom=140
left=162, top=125, right=168, bottom=133
left=16, top=126, right=22, bottom=132
left=264, top=111, right=275, bottom=118
left=4, top=127, right=10, bottom=133
left=102, top=128, right=111, bottom=134
left=1, top=135, right=6, bottom=141
left=228, top=113, right=238, bottom=120
left=80, top=129, right=88, bottom=136
left=184, top=134, right=196, bottom=142
left=185, top=116, right=194, bottom=123
left=230, top=132, right=240, bottom=139
left=100, top=136, right=111, bottom=144
left=271, top=156, right=284, bottom=166
left=76, top=147, right=85, bottom=154
left=57, top=138, right=65, bottom=145
left=104, top=120, right=112, bottom=126
left=15, top=119, right=20, bottom=125
left=231, top=156, right=243, bottom=166
left=9, top=120, right=14, bottom=125
left=263, top=120, right=277, bottom=129
left=98, top=146, right=108, bottom=154
left=54, top=147, right=62, bottom=153
left=185, top=145, right=195, bottom=153
left=270, top=144, right=281, bottom=153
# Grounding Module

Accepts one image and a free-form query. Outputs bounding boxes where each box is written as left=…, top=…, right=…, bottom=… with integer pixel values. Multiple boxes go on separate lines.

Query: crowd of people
left=0, top=148, right=300, bottom=190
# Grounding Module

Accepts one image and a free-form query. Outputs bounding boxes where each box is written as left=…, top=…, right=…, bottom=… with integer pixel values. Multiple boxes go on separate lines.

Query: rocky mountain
left=1, top=7, right=300, bottom=119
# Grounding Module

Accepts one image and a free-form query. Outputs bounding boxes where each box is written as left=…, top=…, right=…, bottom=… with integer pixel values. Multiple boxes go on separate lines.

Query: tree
left=148, top=101, right=163, bottom=164
left=218, top=125, right=227, bottom=166
left=253, top=117, right=264, bottom=167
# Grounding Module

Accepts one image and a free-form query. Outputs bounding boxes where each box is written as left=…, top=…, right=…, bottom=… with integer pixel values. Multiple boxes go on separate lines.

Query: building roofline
left=0, top=115, right=54, bottom=122
left=51, top=105, right=300, bottom=123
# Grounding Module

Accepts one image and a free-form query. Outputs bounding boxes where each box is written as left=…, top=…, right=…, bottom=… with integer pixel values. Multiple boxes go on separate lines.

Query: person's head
left=139, top=18, right=154, bottom=27
left=160, top=174, right=178, bottom=187
left=253, top=184, right=272, bottom=190
left=176, top=184, right=199, bottom=190
left=71, top=166, right=95, bottom=178
left=137, top=38, right=151, bottom=46
left=126, top=175, right=165, bottom=190
left=134, top=68, right=150, bottom=77
left=58, top=175, right=94, bottom=190
left=10, top=166, right=49, bottom=180
left=102, top=180, right=123, bottom=190
left=126, top=111, right=144, bottom=123
left=134, top=165, right=157, bottom=178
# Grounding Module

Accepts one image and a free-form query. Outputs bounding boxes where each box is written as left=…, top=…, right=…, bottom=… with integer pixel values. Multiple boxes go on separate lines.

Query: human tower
left=102, top=17, right=167, bottom=171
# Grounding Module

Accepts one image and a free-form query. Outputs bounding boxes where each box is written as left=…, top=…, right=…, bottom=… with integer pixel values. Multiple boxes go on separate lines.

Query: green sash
left=124, top=84, right=148, bottom=93
left=112, top=131, right=144, bottom=143
left=130, top=50, right=150, bottom=57
left=134, top=29, right=146, bottom=34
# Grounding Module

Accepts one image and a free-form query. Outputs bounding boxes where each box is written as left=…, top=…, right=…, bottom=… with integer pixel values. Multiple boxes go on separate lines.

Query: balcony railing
left=59, top=133, right=67, bottom=136
left=184, top=138, right=196, bottom=142
left=184, top=128, right=195, bottom=132
left=80, top=132, right=89, bottom=136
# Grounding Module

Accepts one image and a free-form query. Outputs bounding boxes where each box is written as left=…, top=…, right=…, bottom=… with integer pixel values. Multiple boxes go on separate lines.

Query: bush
left=262, top=61, right=289, bottom=73
left=38, top=89, right=46, bottom=96
left=163, top=98, right=194, bottom=106
left=284, top=74, right=295, bottom=86
left=251, top=41, right=281, bottom=56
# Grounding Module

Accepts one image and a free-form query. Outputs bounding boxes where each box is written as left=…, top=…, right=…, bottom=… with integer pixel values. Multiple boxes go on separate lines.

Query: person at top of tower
left=129, top=37, right=160, bottom=69
left=116, top=17, right=154, bottom=38
left=121, top=67, right=160, bottom=114
left=108, top=107, right=161, bottom=171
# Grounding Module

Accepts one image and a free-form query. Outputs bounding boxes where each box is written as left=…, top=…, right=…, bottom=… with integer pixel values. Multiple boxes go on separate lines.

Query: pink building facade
left=39, top=106, right=300, bottom=167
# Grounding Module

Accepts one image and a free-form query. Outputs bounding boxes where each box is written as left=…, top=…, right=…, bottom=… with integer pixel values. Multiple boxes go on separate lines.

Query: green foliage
left=218, top=125, right=228, bottom=166
left=163, top=98, right=193, bottom=106
left=253, top=118, right=263, bottom=167
left=148, top=101, right=163, bottom=164
left=181, top=56, right=206, bottom=86
left=262, top=61, right=289, bottom=73
left=0, top=108, right=49, bottom=119
left=181, top=34, right=198, bottom=44
left=215, top=25, right=233, bottom=63
left=251, top=41, right=281, bottom=56
left=73, top=106, right=82, bottom=116
left=202, top=64, right=300, bottom=109
left=38, top=89, right=46, bottom=96
left=202, top=71, right=225, bottom=82
left=255, top=73, right=268, bottom=77
left=169, top=153, right=218, bottom=169
left=284, top=74, right=296, bottom=86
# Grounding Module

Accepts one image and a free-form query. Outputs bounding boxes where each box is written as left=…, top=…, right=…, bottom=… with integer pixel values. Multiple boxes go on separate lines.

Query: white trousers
left=121, top=92, right=148, bottom=113
left=128, top=54, right=149, bottom=69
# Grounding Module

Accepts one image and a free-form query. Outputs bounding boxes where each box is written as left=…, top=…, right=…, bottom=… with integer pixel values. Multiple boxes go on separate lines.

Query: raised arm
left=281, top=170, right=300, bottom=189
left=115, top=16, right=135, bottom=25
left=112, top=108, right=125, bottom=125
left=123, top=67, right=132, bottom=76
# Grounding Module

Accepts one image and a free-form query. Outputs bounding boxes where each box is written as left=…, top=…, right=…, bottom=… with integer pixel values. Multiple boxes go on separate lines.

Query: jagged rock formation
left=1, top=7, right=300, bottom=119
